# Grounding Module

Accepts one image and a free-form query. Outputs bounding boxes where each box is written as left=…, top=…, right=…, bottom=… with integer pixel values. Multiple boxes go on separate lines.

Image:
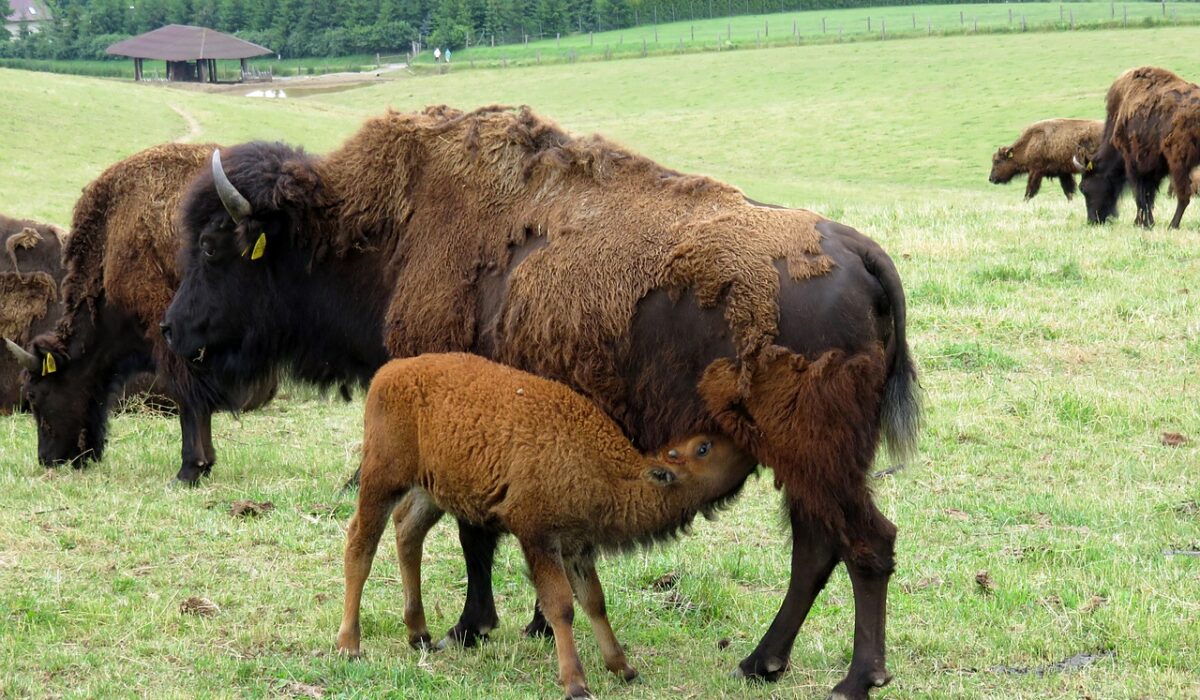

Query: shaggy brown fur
left=169, top=105, right=919, bottom=699
left=18, top=144, right=274, bottom=476
left=1167, top=166, right=1200, bottom=197
left=989, top=118, right=1103, bottom=200
left=1094, top=66, right=1200, bottom=228
left=1, top=214, right=66, bottom=413
left=339, top=353, right=757, bottom=699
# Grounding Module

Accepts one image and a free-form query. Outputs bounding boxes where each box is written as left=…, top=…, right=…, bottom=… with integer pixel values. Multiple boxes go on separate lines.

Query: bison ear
left=1004, top=147, right=1015, bottom=159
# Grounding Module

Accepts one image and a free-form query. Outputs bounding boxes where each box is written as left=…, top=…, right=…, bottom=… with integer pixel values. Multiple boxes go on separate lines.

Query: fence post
left=1123, top=5, right=1127, bottom=26
left=881, top=18, right=885, bottom=38
left=1070, top=10, right=1074, bottom=28
left=556, top=33, right=560, bottom=46
left=1022, top=14, right=1027, bottom=30
left=867, top=16, right=871, bottom=32
left=838, top=26, right=843, bottom=40
left=590, top=32, right=594, bottom=45
left=822, top=17, right=826, bottom=34
left=765, top=19, right=768, bottom=37
left=1110, top=1, right=1114, bottom=17
left=793, top=19, right=797, bottom=35
left=960, top=10, right=964, bottom=25
left=974, top=16, right=977, bottom=31
left=1162, top=0, right=1166, bottom=16
left=1008, top=8, right=1012, bottom=24
left=642, top=38, right=647, bottom=55
left=655, top=28, right=658, bottom=42
left=928, top=18, right=931, bottom=35
left=913, top=13, right=917, bottom=29
left=692, top=25, right=695, bottom=41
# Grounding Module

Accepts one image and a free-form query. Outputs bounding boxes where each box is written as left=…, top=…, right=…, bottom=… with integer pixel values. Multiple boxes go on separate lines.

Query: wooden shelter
left=106, top=25, right=272, bottom=83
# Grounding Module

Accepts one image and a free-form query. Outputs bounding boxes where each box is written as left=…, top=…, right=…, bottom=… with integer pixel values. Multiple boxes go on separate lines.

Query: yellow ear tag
left=42, top=353, right=56, bottom=376
left=250, top=232, right=266, bottom=260
left=1086, top=162, right=1094, bottom=172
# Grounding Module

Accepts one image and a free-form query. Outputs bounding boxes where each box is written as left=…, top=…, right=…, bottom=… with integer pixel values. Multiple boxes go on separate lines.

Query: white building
left=5, top=0, right=53, bottom=39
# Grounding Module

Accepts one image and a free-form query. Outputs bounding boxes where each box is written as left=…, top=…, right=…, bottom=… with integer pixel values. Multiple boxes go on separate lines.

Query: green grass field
left=2, top=21, right=1199, bottom=700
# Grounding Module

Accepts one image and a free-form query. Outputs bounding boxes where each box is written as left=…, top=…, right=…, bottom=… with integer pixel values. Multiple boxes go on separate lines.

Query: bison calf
left=989, top=118, right=1103, bottom=200
left=338, top=353, right=757, bottom=699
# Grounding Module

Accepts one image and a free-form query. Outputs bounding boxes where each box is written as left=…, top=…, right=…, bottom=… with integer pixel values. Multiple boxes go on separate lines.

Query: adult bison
left=162, top=105, right=920, bottom=699
left=1077, top=66, right=1200, bottom=228
left=4, top=143, right=275, bottom=481
left=989, top=118, right=1103, bottom=200
left=2, top=214, right=67, bottom=413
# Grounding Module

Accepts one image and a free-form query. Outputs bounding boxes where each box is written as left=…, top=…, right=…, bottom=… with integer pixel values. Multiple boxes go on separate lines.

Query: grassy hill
left=1, top=22, right=1198, bottom=700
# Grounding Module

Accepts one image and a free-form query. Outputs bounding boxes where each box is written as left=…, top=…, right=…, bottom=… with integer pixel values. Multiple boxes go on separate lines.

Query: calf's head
left=647, top=434, right=757, bottom=504
left=988, top=146, right=1020, bottom=184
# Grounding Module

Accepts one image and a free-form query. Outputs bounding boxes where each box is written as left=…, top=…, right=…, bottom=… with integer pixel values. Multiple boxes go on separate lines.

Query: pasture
left=2, top=23, right=1199, bottom=700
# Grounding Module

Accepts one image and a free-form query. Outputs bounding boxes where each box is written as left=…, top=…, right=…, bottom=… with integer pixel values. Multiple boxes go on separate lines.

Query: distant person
left=434, top=47, right=442, bottom=62
left=445, top=48, right=451, bottom=63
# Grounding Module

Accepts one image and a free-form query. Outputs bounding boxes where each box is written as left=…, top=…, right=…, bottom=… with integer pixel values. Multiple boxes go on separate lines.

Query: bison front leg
left=440, top=519, right=503, bottom=648
left=1024, top=171, right=1044, bottom=199
left=1058, top=174, right=1077, bottom=200
left=175, top=402, right=214, bottom=484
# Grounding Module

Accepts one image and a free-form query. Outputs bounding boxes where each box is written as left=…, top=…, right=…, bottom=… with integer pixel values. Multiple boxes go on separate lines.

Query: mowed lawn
left=2, top=24, right=1199, bottom=699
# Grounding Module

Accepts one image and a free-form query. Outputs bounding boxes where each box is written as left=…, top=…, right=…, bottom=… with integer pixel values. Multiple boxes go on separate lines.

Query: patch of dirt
left=944, top=508, right=970, bottom=521
left=974, top=570, right=996, bottom=594
left=650, top=572, right=679, bottom=590
left=230, top=500, right=275, bottom=518
left=179, top=596, right=219, bottom=617
left=276, top=681, right=324, bottom=699
left=1161, top=431, right=1189, bottom=447
left=990, top=650, right=1115, bottom=676
left=169, top=105, right=202, bottom=143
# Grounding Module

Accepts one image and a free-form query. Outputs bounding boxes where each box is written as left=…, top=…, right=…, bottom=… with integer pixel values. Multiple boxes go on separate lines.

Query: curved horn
left=4, top=338, right=40, bottom=373
left=211, top=149, right=253, bottom=223
left=1072, top=155, right=1086, bottom=172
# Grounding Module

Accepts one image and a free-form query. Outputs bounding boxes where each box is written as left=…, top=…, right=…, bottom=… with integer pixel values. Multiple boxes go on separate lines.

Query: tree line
left=2, top=0, right=1112, bottom=60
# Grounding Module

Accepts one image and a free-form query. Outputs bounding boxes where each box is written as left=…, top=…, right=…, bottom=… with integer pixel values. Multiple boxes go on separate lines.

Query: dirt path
left=170, top=105, right=203, bottom=143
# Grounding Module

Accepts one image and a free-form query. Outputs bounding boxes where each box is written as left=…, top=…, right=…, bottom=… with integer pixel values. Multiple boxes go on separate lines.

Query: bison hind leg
left=701, top=348, right=896, bottom=698
left=1058, top=174, right=1077, bottom=200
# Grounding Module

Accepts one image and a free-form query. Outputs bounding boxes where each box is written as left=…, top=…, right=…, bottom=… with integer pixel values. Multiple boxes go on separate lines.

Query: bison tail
left=862, top=249, right=922, bottom=464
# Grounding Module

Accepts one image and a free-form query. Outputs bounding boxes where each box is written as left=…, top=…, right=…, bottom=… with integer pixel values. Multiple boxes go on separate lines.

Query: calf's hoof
left=564, top=682, right=592, bottom=699
left=617, top=665, right=638, bottom=682
left=732, top=653, right=788, bottom=682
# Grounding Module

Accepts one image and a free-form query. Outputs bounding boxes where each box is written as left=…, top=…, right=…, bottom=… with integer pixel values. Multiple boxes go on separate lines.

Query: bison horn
left=211, top=149, right=253, bottom=223
left=1072, top=155, right=1086, bottom=172
left=4, top=338, right=40, bottom=373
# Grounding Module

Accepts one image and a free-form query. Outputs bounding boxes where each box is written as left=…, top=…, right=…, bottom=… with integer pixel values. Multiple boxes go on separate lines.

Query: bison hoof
left=523, top=617, right=554, bottom=639
left=733, top=654, right=788, bottom=683
left=438, top=628, right=488, bottom=651
left=408, top=632, right=433, bottom=650
left=175, top=462, right=213, bottom=484
left=827, top=668, right=892, bottom=700
left=564, top=683, right=592, bottom=699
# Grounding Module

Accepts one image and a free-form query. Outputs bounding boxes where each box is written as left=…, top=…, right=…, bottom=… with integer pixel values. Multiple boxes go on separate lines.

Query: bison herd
left=0, top=64, right=1193, bottom=699
left=991, top=66, right=1200, bottom=229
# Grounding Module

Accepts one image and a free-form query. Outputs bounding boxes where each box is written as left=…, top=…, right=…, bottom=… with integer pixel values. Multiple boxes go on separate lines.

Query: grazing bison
left=341, top=353, right=758, bottom=699
left=162, top=105, right=920, bottom=699
left=4, top=144, right=275, bottom=480
left=1077, top=66, right=1200, bottom=228
left=1, top=214, right=67, bottom=413
left=988, top=118, right=1103, bottom=200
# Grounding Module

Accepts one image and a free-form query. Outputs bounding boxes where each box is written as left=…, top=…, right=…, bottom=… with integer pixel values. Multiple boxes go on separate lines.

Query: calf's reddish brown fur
left=338, top=353, right=757, bottom=699
left=989, top=118, right=1103, bottom=200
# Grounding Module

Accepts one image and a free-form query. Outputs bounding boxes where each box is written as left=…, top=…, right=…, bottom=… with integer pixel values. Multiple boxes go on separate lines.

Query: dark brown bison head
left=8, top=303, right=156, bottom=467
left=1076, top=145, right=1124, bottom=224
left=988, top=146, right=1020, bottom=184
left=162, top=143, right=387, bottom=393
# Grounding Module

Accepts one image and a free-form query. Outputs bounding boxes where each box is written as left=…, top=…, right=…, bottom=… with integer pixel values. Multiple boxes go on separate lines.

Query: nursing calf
left=337, top=353, right=757, bottom=699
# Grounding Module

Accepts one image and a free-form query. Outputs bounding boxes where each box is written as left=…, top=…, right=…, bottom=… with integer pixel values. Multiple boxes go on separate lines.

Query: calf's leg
left=337, top=488, right=403, bottom=655
left=565, top=556, right=637, bottom=681
left=392, top=490, right=444, bottom=649
left=522, top=541, right=591, bottom=699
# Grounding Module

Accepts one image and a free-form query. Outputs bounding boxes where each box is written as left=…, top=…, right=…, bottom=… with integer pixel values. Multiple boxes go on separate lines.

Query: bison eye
left=696, top=441, right=711, bottom=457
